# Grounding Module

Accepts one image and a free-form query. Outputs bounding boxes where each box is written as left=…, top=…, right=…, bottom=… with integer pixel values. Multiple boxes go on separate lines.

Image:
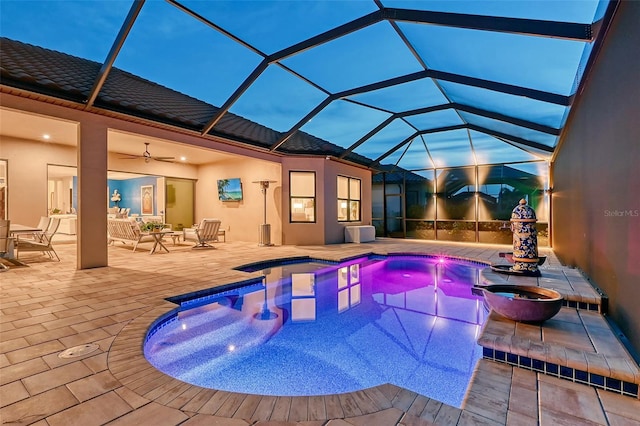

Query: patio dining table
left=9, top=224, right=43, bottom=235
left=142, top=230, right=173, bottom=255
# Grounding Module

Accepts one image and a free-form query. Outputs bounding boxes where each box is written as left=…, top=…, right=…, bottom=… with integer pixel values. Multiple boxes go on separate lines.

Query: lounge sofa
left=107, top=218, right=156, bottom=252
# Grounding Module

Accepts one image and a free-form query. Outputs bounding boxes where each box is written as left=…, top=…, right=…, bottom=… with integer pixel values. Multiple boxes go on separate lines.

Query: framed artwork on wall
left=141, top=185, right=154, bottom=215
left=217, top=178, right=243, bottom=201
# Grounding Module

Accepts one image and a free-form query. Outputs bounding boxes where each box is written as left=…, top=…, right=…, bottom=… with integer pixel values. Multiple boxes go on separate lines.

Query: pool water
left=144, top=255, right=487, bottom=407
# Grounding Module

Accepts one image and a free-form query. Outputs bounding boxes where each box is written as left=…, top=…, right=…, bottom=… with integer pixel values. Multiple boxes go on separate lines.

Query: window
left=290, top=171, right=315, bottom=222
left=337, top=175, right=361, bottom=222
left=291, top=273, right=316, bottom=321
left=337, top=264, right=361, bottom=313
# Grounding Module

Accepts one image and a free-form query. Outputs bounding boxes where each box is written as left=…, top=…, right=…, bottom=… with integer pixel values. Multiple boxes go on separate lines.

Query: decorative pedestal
left=492, top=199, right=540, bottom=277
left=511, top=199, right=539, bottom=274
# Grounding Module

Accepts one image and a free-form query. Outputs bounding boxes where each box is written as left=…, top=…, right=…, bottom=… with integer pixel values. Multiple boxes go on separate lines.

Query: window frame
left=337, top=175, right=361, bottom=222
left=289, top=170, right=316, bottom=223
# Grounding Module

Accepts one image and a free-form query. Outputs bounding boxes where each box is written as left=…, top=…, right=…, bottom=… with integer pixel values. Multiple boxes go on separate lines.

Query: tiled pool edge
left=478, top=264, right=639, bottom=400
left=108, top=252, right=493, bottom=422
left=480, top=267, right=605, bottom=313
left=105, top=247, right=638, bottom=425
left=109, top=303, right=468, bottom=422
left=234, top=251, right=492, bottom=273
left=477, top=310, right=640, bottom=400
left=480, top=346, right=639, bottom=398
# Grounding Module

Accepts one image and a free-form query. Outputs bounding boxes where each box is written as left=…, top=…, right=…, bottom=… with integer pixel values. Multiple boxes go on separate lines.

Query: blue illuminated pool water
left=144, top=255, right=487, bottom=407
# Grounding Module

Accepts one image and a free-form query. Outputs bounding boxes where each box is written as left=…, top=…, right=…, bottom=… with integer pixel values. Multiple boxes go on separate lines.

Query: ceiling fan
left=120, top=142, right=174, bottom=163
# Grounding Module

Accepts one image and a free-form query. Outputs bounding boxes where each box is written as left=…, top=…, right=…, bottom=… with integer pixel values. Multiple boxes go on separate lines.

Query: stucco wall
left=196, top=158, right=282, bottom=244
left=0, top=137, right=76, bottom=226
left=281, top=157, right=372, bottom=245
left=552, top=1, right=640, bottom=355
left=281, top=157, right=326, bottom=246
left=324, top=158, right=373, bottom=244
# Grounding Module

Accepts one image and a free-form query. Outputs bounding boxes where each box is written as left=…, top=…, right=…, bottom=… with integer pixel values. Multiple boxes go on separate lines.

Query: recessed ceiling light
left=43, top=134, right=51, bottom=140
left=180, top=156, right=186, bottom=161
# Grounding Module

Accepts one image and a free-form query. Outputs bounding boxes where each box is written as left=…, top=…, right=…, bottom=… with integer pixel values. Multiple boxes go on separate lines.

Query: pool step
left=478, top=309, right=640, bottom=399
left=479, top=267, right=606, bottom=313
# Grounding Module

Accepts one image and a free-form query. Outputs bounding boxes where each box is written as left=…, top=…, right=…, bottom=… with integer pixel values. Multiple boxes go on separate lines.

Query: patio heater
left=253, top=180, right=276, bottom=246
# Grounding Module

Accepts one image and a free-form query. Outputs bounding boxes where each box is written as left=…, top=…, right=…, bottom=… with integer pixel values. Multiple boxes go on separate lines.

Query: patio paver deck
left=1, top=238, right=639, bottom=425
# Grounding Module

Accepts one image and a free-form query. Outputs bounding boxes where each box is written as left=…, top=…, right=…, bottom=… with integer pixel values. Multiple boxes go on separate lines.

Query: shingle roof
left=1, top=37, right=97, bottom=101
left=281, top=131, right=372, bottom=164
left=0, top=37, right=373, bottom=167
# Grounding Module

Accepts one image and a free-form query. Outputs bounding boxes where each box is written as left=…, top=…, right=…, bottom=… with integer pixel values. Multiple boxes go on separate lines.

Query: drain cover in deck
left=58, top=343, right=100, bottom=359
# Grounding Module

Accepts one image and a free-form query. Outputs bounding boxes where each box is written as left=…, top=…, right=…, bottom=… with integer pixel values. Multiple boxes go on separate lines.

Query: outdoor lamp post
left=252, top=180, right=276, bottom=246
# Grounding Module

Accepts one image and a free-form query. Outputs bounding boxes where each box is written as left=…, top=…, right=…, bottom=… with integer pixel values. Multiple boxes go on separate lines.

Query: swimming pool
left=144, top=255, right=487, bottom=407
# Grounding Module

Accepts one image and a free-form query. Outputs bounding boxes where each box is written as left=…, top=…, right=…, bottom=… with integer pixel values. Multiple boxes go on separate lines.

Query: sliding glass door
left=165, top=178, right=195, bottom=231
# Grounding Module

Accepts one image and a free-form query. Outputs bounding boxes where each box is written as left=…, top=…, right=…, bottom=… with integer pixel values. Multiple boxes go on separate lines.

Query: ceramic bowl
left=481, top=285, right=563, bottom=323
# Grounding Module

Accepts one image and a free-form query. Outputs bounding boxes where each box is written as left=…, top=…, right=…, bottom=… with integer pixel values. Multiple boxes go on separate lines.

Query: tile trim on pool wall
left=562, top=300, right=600, bottom=311
left=236, top=252, right=492, bottom=274
left=132, top=254, right=488, bottom=411
left=149, top=252, right=620, bottom=402
left=166, top=277, right=265, bottom=305
left=482, top=347, right=639, bottom=398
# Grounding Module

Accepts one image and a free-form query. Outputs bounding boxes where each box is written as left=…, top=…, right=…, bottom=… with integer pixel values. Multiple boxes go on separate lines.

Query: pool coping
left=112, top=252, right=482, bottom=421
left=106, top=250, right=640, bottom=424
left=477, top=267, right=640, bottom=399
left=110, top=301, right=471, bottom=422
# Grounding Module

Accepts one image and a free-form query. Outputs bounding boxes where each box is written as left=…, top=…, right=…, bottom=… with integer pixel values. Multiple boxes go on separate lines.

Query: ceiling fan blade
left=118, top=144, right=174, bottom=162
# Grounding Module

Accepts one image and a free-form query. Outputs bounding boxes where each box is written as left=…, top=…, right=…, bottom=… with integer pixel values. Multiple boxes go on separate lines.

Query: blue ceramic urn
left=510, top=199, right=539, bottom=274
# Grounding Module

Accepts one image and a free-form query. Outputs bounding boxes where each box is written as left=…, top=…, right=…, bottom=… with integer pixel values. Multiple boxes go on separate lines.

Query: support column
left=77, top=122, right=108, bottom=269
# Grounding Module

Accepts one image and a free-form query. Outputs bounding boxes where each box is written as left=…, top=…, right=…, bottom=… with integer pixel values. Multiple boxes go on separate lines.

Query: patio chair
left=29, top=216, right=51, bottom=242
left=0, top=219, right=11, bottom=271
left=117, top=208, right=130, bottom=218
left=183, top=218, right=222, bottom=249
left=16, top=217, right=61, bottom=261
